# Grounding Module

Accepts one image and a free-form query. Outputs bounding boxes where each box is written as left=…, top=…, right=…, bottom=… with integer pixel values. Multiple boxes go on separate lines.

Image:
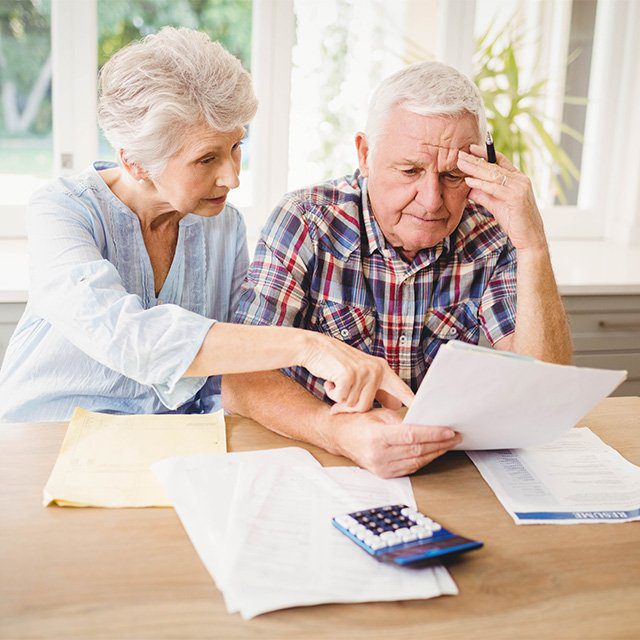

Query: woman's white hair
left=365, top=61, right=487, bottom=151
left=98, top=26, right=258, bottom=177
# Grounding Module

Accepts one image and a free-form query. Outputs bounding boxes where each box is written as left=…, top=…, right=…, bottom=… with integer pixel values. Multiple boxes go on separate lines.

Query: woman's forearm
left=184, top=322, right=415, bottom=413
left=183, top=323, right=312, bottom=376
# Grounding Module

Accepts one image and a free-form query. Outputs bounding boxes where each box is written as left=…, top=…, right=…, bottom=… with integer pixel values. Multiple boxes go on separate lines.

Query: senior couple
left=0, top=28, right=571, bottom=477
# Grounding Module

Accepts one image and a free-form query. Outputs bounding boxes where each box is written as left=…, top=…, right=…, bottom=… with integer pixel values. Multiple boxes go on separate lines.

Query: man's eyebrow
left=397, top=158, right=426, bottom=167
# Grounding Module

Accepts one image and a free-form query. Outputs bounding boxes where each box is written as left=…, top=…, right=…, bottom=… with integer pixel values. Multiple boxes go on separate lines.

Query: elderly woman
left=0, top=27, right=412, bottom=422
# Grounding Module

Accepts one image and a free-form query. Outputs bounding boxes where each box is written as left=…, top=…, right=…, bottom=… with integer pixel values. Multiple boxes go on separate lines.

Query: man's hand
left=331, top=407, right=461, bottom=478
left=457, top=144, right=547, bottom=253
left=457, top=143, right=572, bottom=364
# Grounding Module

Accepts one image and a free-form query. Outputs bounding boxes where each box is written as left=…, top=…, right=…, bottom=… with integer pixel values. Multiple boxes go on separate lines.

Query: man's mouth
left=404, top=213, right=447, bottom=223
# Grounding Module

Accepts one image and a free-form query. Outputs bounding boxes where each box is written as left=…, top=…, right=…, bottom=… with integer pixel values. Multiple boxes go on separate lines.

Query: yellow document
left=43, top=407, right=226, bottom=508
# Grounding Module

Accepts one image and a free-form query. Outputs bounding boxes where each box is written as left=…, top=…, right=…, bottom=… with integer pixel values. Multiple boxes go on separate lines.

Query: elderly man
left=223, top=61, right=572, bottom=478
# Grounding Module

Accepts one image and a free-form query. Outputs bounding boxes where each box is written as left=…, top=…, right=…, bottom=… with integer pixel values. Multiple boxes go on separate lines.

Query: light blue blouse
left=0, top=162, right=249, bottom=422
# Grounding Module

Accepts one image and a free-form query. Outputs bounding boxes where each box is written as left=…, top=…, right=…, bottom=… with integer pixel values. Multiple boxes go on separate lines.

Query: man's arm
left=494, top=247, right=572, bottom=363
left=222, top=371, right=460, bottom=478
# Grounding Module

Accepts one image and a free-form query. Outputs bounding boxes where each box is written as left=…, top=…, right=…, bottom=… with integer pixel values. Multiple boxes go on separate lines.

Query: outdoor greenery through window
left=0, top=0, right=253, bottom=212
left=474, top=0, right=596, bottom=208
left=0, top=0, right=626, bottom=240
left=0, top=0, right=52, bottom=206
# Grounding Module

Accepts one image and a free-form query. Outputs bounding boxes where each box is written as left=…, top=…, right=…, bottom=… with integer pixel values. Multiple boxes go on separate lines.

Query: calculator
left=332, top=504, right=483, bottom=566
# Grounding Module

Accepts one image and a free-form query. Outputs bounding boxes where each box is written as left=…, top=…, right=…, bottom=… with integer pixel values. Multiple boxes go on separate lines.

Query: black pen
left=486, top=131, right=497, bottom=163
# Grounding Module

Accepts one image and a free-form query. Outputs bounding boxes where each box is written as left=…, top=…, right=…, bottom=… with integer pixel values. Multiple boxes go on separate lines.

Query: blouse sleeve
left=26, top=186, right=214, bottom=410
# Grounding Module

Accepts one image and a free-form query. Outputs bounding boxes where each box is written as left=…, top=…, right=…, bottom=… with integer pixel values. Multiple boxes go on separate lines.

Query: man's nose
left=414, top=172, right=443, bottom=212
left=216, top=157, right=240, bottom=189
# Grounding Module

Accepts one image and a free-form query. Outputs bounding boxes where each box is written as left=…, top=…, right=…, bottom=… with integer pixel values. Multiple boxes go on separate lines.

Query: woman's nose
left=216, top=158, right=240, bottom=189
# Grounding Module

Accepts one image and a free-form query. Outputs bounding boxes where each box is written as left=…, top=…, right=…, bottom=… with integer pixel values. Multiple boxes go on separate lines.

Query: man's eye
left=232, top=141, right=243, bottom=151
left=401, top=168, right=419, bottom=176
left=200, top=157, right=215, bottom=165
left=442, top=173, right=465, bottom=182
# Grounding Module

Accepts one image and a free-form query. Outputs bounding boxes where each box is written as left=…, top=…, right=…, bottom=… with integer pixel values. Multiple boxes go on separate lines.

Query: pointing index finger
left=379, top=370, right=415, bottom=408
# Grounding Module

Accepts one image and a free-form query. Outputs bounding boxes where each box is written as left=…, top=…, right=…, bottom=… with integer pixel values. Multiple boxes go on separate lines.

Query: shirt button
left=399, top=334, right=407, bottom=344
left=449, top=327, right=458, bottom=336
left=340, top=329, right=349, bottom=338
left=157, top=299, right=163, bottom=305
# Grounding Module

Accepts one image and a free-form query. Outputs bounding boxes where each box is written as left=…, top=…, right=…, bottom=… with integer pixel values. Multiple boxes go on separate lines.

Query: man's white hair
left=98, top=26, right=258, bottom=177
left=365, top=61, right=487, bottom=150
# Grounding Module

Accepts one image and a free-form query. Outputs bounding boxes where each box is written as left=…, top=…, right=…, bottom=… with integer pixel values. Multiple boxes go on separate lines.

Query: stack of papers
left=468, top=428, right=640, bottom=524
left=43, top=407, right=226, bottom=507
left=152, top=448, right=457, bottom=619
left=404, top=341, right=626, bottom=450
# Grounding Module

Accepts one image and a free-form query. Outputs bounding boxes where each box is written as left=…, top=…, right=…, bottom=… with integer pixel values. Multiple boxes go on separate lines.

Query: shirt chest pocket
left=425, top=301, right=480, bottom=344
left=320, top=301, right=376, bottom=353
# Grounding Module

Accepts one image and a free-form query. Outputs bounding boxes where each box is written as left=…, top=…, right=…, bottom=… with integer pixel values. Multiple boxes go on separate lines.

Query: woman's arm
left=186, top=323, right=414, bottom=413
left=27, top=189, right=216, bottom=408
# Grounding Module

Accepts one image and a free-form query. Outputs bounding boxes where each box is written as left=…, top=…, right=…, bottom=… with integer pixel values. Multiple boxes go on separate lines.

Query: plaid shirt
left=236, top=171, right=517, bottom=401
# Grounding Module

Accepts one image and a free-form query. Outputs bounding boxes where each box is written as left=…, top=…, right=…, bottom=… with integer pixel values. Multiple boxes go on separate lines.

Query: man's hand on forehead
left=457, top=144, right=547, bottom=252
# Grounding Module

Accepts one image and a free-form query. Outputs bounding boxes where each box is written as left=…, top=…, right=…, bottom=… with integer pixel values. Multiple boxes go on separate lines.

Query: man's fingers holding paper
left=383, top=423, right=459, bottom=446
left=384, top=449, right=452, bottom=478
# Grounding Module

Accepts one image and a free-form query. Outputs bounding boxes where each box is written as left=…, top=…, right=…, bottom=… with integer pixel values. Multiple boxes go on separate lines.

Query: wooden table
left=1, top=397, right=639, bottom=639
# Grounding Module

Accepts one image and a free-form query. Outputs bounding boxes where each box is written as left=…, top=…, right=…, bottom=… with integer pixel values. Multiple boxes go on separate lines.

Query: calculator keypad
left=333, top=504, right=483, bottom=565
left=333, top=505, right=447, bottom=552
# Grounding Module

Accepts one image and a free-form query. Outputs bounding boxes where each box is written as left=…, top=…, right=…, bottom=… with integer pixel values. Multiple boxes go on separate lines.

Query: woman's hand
left=457, top=144, right=548, bottom=253
left=299, top=332, right=414, bottom=413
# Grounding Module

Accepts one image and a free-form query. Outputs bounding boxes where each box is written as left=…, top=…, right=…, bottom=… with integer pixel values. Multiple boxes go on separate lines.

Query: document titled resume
left=468, top=428, right=640, bottom=524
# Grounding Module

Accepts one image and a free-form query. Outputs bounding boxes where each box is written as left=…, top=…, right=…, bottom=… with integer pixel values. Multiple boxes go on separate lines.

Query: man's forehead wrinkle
left=417, top=140, right=465, bottom=153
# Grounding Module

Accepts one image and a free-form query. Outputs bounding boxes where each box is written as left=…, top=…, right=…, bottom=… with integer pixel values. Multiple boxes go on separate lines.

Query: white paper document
left=404, top=341, right=626, bottom=450
left=467, top=427, right=640, bottom=524
left=152, top=448, right=457, bottom=619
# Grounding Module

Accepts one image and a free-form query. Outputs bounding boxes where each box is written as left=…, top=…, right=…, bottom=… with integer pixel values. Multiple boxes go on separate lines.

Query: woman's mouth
left=205, top=195, right=227, bottom=205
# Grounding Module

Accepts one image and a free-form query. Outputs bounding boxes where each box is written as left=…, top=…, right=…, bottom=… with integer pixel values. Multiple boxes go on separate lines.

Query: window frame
left=2, top=0, right=639, bottom=246
left=442, top=0, right=640, bottom=242
left=261, top=0, right=640, bottom=244
left=0, top=0, right=97, bottom=237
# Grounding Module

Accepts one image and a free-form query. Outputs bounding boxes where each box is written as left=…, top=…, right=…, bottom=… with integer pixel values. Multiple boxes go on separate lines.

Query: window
left=288, top=0, right=415, bottom=191
left=283, top=0, right=640, bottom=241
left=0, top=0, right=254, bottom=237
left=442, top=0, right=640, bottom=240
left=0, top=0, right=52, bottom=235
left=1, top=0, right=639, bottom=245
left=473, top=0, right=598, bottom=212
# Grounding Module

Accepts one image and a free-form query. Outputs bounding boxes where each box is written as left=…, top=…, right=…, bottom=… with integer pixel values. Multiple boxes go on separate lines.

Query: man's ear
left=355, top=132, right=371, bottom=178
left=119, top=149, right=149, bottom=182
